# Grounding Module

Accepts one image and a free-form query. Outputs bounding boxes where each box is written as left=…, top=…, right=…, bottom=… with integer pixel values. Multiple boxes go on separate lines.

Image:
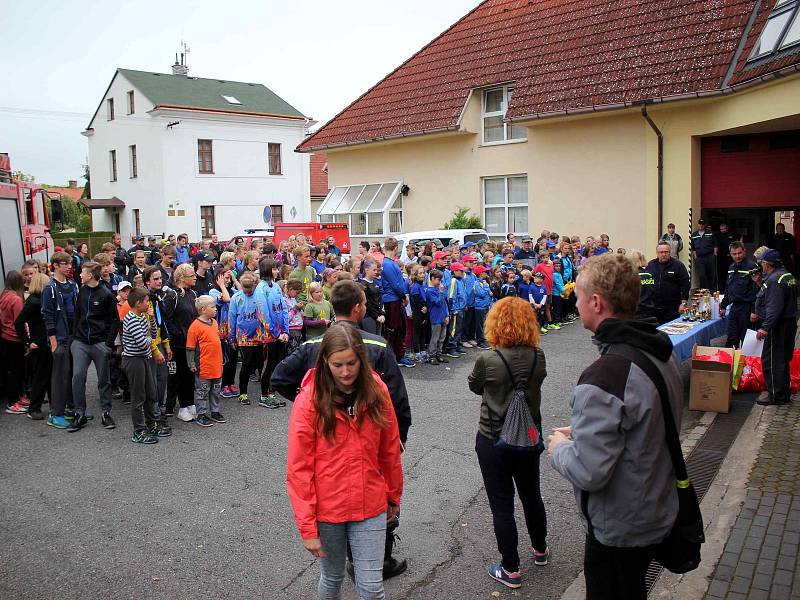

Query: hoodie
left=73, top=284, right=120, bottom=347
left=228, top=289, right=270, bottom=346
left=551, top=318, right=682, bottom=548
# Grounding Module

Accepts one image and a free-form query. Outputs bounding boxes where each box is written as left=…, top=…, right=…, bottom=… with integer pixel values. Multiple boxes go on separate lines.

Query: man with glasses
left=42, top=252, right=79, bottom=429
left=646, top=242, right=690, bottom=324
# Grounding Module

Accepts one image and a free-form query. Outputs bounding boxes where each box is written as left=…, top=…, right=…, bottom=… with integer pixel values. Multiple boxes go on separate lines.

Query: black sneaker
left=209, top=412, right=227, bottom=423
left=383, top=557, right=408, bottom=579
left=112, top=388, right=123, bottom=400
left=428, top=356, right=440, bottom=365
left=195, top=414, right=214, bottom=427
left=26, top=410, right=45, bottom=420
left=149, top=422, right=172, bottom=437
left=131, top=430, right=158, bottom=444
left=438, top=354, right=449, bottom=363
left=101, top=411, right=116, bottom=430
left=67, top=415, right=87, bottom=433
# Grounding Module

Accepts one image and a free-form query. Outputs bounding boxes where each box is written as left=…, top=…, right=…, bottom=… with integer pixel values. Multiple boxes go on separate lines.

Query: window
left=221, top=95, right=241, bottom=105
left=268, top=143, right=282, bottom=175
left=769, top=130, right=800, bottom=149
left=109, top=150, right=117, bottom=182
left=721, top=135, right=750, bottom=153
left=133, top=209, right=141, bottom=237
left=198, top=139, right=213, bottom=174
left=200, top=206, right=215, bottom=237
left=749, top=1, right=800, bottom=60
left=129, top=145, right=138, bottom=178
left=127, top=90, right=135, bottom=114
left=483, top=175, right=528, bottom=236
left=270, top=204, right=284, bottom=224
left=107, top=98, right=115, bottom=121
left=317, top=181, right=404, bottom=236
left=482, top=85, right=526, bottom=144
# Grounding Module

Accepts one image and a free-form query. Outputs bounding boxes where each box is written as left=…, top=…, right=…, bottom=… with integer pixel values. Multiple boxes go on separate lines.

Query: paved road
left=0, top=321, right=600, bottom=600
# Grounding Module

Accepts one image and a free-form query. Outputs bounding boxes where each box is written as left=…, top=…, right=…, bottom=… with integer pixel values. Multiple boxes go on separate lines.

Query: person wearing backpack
left=467, top=296, right=548, bottom=590
left=548, top=254, right=685, bottom=600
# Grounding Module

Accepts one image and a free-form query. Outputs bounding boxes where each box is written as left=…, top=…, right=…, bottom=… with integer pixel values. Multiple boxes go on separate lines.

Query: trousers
left=194, top=377, right=221, bottom=415
left=383, top=300, right=406, bottom=360
left=584, top=535, right=657, bottom=600
left=318, top=512, right=387, bottom=600
left=475, top=433, right=548, bottom=572
left=762, top=318, right=797, bottom=404
left=166, top=347, right=194, bottom=410
left=696, top=254, right=717, bottom=292
left=725, top=302, right=752, bottom=348
left=27, top=345, right=52, bottom=413
left=122, top=355, right=157, bottom=432
left=50, top=340, right=73, bottom=416
left=71, top=340, right=112, bottom=415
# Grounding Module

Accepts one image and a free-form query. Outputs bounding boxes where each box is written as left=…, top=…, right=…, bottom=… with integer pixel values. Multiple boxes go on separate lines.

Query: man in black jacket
left=112, top=233, right=130, bottom=278
left=68, top=261, right=121, bottom=432
left=270, top=279, right=411, bottom=579
left=719, top=241, right=757, bottom=348
left=647, top=242, right=691, bottom=324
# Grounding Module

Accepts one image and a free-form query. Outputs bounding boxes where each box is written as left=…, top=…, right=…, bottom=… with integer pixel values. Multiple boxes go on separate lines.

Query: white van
left=395, top=229, right=488, bottom=254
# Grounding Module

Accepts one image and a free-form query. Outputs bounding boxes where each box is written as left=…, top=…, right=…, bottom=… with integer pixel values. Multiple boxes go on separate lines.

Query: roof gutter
left=297, top=125, right=463, bottom=154
left=641, top=105, right=664, bottom=238
left=510, top=62, right=800, bottom=123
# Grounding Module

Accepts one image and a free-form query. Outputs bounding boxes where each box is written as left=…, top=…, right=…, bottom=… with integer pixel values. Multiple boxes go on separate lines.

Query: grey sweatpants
left=122, top=355, right=157, bottom=432
left=194, top=377, right=221, bottom=416
left=428, top=323, right=446, bottom=356
left=71, top=340, right=112, bottom=415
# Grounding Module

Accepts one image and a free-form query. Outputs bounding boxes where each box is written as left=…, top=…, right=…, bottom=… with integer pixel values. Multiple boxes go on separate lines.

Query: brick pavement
left=704, top=401, right=800, bottom=600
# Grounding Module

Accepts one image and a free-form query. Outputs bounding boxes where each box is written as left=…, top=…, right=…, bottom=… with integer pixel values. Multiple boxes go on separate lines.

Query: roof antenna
left=171, top=43, right=189, bottom=76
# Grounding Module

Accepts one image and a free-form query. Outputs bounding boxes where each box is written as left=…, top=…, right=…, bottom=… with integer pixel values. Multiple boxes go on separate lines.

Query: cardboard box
left=689, top=346, right=733, bottom=413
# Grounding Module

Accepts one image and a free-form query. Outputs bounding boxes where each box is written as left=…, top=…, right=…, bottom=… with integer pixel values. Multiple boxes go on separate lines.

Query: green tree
left=443, top=206, right=482, bottom=229
left=81, top=163, right=90, bottom=199
left=11, top=171, right=35, bottom=182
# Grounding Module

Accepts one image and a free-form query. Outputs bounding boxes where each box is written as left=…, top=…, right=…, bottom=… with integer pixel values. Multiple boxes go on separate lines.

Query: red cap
left=462, top=254, right=477, bottom=262
left=450, top=262, right=465, bottom=272
left=433, top=251, right=448, bottom=260
left=473, top=265, right=487, bottom=275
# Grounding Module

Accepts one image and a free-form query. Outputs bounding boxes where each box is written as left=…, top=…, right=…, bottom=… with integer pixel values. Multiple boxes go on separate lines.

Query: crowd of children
left=0, top=229, right=616, bottom=444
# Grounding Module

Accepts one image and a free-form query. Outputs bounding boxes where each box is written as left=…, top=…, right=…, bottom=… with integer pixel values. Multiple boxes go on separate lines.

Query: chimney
left=68, top=180, right=77, bottom=188
left=171, top=52, right=188, bottom=76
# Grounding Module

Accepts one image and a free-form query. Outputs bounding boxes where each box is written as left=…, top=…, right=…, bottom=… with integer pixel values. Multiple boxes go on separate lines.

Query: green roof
left=117, top=68, right=305, bottom=119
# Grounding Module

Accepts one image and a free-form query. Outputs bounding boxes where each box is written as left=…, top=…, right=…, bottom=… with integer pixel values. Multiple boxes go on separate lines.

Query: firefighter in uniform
left=755, top=249, right=798, bottom=406
left=719, top=241, right=758, bottom=348
left=692, top=218, right=718, bottom=291
left=646, top=241, right=691, bottom=324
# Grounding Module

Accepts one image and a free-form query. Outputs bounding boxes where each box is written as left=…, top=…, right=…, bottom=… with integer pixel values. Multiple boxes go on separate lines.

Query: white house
left=82, top=61, right=313, bottom=241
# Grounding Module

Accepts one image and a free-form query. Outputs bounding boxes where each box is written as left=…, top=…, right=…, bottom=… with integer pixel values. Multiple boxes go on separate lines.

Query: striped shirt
left=122, top=310, right=157, bottom=358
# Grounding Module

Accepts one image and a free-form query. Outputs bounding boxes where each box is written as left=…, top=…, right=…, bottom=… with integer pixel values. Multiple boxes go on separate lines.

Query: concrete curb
left=558, top=403, right=766, bottom=600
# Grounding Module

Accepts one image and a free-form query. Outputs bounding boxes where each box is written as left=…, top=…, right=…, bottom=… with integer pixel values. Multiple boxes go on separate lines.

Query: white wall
left=86, top=71, right=311, bottom=242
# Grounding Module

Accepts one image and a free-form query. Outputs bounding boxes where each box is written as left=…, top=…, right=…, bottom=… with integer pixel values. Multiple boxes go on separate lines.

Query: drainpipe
left=641, top=105, right=663, bottom=238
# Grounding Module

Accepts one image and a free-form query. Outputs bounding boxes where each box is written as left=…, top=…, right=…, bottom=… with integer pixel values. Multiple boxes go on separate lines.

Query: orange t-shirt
left=186, top=318, right=223, bottom=380
left=117, top=301, right=130, bottom=321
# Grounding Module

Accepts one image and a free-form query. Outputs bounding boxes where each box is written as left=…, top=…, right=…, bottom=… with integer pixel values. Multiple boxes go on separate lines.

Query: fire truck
left=0, top=154, right=55, bottom=287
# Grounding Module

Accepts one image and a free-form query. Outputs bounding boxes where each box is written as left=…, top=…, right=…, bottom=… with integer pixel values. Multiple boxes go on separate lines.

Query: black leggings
left=584, top=535, right=656, bottom=600
left=238, top=346, right=262, bottom=394
left=412, top=312, right=427, bottom=354
left=26, top=345, right=52, bottom=413
left=261, top=341, right=286, bottom=395
left=221, top=341, right=238, bottom=388
left=475, top=432, right=547, bottom=573
left=1, top=338, right=25, bottom=406
left=166, top=347, right=194, bottom=409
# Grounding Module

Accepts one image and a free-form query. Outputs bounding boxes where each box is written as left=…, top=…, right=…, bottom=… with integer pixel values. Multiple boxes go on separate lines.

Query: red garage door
left=701, top=131, right=800, bottom=209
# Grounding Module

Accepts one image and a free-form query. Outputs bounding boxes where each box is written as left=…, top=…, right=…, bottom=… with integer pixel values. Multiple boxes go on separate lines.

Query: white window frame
left=482, top=85, right=526, bottom=145
left=317, top=181, right=404, bottom=237
left=106, top=98, right=115, bottom=121
left=748, top=0, right=800, bottom=61
left=482, top=175, right=528, bottom=237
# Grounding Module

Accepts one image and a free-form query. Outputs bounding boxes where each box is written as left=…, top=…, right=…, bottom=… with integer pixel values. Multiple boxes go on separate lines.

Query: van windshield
left=464, top=233, right=487, bottom=245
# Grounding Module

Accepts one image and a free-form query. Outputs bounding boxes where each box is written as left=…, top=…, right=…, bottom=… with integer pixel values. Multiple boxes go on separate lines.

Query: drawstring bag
left=485, top=350, right=544, bottom=454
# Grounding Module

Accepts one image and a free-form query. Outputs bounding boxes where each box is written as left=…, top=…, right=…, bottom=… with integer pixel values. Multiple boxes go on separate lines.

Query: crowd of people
left=1, top=222, right=797, bottom=599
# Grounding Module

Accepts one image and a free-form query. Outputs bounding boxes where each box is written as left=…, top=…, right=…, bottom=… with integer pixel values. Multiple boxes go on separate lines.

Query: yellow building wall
left=324, top=73, right=800, bottom=257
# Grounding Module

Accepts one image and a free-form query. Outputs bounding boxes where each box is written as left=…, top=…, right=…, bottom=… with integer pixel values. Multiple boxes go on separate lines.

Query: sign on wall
left=263, top=205, right=272, bottom=224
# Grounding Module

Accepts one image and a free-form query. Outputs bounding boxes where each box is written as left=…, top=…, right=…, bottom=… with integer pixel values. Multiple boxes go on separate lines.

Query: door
left=0, top=198, right=25, bottom=288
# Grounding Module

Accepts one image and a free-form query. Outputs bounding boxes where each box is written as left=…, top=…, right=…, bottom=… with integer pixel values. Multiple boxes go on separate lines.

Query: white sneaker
left=462, top=341, right=474, bottom=348
left=177, top=407, right=194, bottom=422
left=189, top=405, right=197, bottom=418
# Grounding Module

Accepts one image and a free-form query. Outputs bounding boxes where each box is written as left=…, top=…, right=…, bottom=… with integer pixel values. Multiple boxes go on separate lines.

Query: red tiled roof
left=298, top=0, right=798, bottom=153
left=44, top=185, right=84, bottom=202
left=310, top=153, right=329, bottom=199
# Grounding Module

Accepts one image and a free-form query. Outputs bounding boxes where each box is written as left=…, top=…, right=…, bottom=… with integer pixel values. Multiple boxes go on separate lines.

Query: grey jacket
left=468, top=346, right=546, bottom=440
left=551, top=318, right=682, bottom=547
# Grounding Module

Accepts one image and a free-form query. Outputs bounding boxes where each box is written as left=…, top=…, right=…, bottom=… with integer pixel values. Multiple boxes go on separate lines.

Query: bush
left=52, top=231, right=116, bottom=256
left=443, top=206, right=482, bottom=230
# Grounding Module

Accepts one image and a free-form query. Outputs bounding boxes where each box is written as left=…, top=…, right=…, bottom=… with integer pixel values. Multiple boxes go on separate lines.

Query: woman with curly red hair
left=468, top=296, right=549, bottom=590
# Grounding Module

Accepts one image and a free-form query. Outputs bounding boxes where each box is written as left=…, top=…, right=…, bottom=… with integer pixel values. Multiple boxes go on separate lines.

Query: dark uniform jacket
left=73, top=284, right=120, bottom=348
left=646, top=258, right=690, bottom=311
left=691, top=229, right=716, bottom=257
left=636, top=268, right=656, bottom=317
left=270, top=320, right=411, bottom=443
left=721, top=259, right=758, bottom=309
left=756, top=268, right=797, bottom=332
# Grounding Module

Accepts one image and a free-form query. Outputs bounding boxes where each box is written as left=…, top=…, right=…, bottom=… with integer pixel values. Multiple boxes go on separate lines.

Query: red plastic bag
left=694, top=350, right=733, bottom=365
left=738, top=356, right=766, bottom=392
left=790, top=349, right=800, bottom=394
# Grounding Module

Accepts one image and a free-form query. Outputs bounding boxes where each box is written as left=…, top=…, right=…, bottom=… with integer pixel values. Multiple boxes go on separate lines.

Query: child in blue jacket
left=531, top=272, right=549, bottom=334
left=472, top=265, right=492, bottom=349
left=424, top=269, right=449, bottom=365
left=409, top=265, right=429, bottom=362
left=445, top=262, right=467, bottom=356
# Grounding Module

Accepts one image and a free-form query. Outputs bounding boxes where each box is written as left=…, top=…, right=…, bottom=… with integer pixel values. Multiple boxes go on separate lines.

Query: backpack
left=485, top=349, right=543, bottom=453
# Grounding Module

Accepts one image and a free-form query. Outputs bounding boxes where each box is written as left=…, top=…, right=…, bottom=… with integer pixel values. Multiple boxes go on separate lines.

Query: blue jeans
left=317, top=512, right=387, bottom=600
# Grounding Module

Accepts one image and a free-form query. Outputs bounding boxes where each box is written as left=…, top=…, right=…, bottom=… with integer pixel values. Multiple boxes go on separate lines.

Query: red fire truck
left=0, top=154, right=55, bottom=286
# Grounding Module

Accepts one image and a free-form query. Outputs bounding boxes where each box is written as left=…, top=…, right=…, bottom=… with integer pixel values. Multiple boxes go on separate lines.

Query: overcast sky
left=0, top=0, right=477, bottom=185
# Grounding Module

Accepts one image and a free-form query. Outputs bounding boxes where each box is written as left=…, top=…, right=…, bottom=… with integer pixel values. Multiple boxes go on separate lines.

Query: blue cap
left=761, top=249, right=782, bottom=266
left=459, top=241, right=476, bottom=249
left=546, top=240, right=556, bottom=248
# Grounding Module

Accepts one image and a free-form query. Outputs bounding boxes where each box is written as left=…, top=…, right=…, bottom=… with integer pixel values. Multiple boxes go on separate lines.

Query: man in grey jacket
left=548, top=253, right=683, bottom=600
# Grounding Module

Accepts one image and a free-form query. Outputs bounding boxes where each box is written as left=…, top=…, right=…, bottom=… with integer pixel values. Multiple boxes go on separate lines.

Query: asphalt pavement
left=0, top=320, right=601, bottom=600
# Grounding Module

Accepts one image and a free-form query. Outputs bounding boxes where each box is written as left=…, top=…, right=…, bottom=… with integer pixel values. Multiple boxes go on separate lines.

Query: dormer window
left=749, top=0, right=800, bottom=60
left=221, top=95, right=241, bottom=105
left=482, top=85, right=526, bottom=144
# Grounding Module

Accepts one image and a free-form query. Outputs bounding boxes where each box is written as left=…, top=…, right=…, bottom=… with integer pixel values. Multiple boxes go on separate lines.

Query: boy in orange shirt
left=186, top=295, right=225, bottom=427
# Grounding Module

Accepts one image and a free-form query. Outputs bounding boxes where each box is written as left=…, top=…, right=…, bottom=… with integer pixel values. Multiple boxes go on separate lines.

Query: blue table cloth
left=659, top=317, right=728, bottom=362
